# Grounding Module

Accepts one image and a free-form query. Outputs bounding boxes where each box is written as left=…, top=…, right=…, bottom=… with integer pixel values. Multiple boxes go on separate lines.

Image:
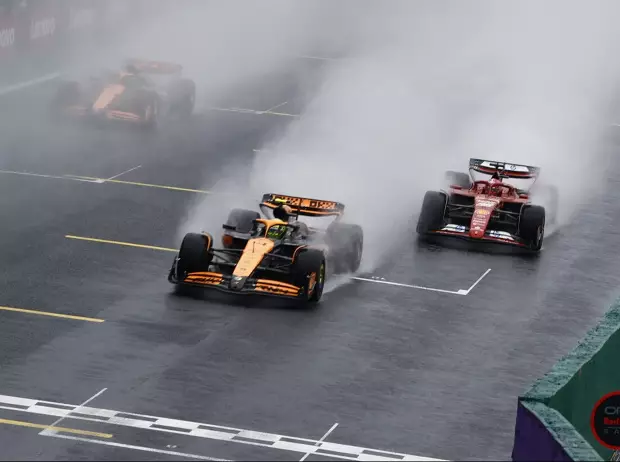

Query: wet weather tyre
left=416, top=191, right=447, bottom=234
left=176, top=232, right=214, bottom=277
left=292, top=249, right=326, bottom=304
left=326, top=223, right=364, bottom=274
left=225, top=209, right=260, bottom=234
left=135, top=91, right=159, bottom=131
left=519, top=205, right=545, bottom=251
left=175, top=79, right=196, bottom=118
left=445, top=170, right=471, bottom=188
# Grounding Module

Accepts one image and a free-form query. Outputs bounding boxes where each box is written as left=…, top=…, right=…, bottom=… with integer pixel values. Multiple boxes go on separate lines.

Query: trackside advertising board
left=0, top=0, right=167, bottom=64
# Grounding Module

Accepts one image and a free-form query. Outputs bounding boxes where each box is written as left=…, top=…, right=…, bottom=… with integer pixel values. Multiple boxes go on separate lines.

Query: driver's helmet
left=266, top=224, right=287, bottom=240
left=273, top=202, right=294, bottom=222
left=488, top=178, right=503, bottom=196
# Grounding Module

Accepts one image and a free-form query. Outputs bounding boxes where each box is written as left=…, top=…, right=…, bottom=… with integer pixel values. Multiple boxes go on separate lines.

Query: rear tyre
left=519, top=205, right=545, bottom=251
left=176, top=232, right=214, bottom=278
left=134, top=91, right=159, bottom=131
left=222, top=208, right=260, bottom=249
left=224, top=208, right=260, bottom=233
left=172, top=78, right=196, bottom=119
left=292, top=249, right=326, bottom=304
left=416, top=191, right=447, bottom=234
left=445, top=170, right=472, bottom=188
left=326, top=222, right=363, bottom=274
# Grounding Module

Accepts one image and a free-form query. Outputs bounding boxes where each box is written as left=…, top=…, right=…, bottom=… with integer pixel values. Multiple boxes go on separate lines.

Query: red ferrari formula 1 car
left=416, top=158, right=558, bottom=251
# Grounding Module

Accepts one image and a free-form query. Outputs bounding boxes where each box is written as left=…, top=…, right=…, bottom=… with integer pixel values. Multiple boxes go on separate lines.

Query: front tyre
left=292, top=249, right=326, bottom=304
left=176, top=232, right=214, bottom=279
left=416, top=191, right=447, bottom=234
left=519, top=205, right=545, bottom=251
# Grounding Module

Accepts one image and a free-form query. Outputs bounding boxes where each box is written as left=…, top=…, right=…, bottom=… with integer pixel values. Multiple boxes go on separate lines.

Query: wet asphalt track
left=2, top=50, right=620, bottom=462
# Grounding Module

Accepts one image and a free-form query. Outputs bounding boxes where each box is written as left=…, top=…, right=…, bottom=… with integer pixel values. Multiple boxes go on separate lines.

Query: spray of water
left=176, top=0, right=620, bottom=277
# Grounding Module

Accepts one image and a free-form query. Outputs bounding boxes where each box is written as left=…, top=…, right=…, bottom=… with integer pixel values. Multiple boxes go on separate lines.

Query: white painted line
left=0, top=394, right=38, bottom=408
left=0, top=169, right=100, bottom=184
left=65, top=174, right=105, bottom=183
left=352, top=268, right=492, bottom=297
left=462, top=268, right=492, bottom=295
left=0, top=72, right=61, bottom=97
left=293, top=54, right=341, bottom=61
left=106, top=165, right=142, bottom=181
left=40, top=388, right=107, bottom=436
left=48, top=434, right=229, bottom=461
left=259, top=101, right=288, bottom=114
left=299, top=422, right=339, bottom=461
left=0, top=393, right=445, bottom=461
left=206, top=106, right=299, bottom=118
left=351, top=277, right=463, bottom=295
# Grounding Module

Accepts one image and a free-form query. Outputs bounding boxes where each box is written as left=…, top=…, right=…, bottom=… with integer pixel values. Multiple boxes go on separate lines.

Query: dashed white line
left=300, top=422, right=339, bottom=461
left=40, top=387, right=107, bottom=436
left=106, top=165, right=142, bottom=181
left=0, top=72, right=61, bottom=97
left=50, top=434, right=229, bottom=461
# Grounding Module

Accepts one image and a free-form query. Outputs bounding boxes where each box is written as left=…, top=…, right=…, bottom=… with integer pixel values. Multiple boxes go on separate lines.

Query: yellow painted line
left=0, top=306, right=105, bottom=323
left=0, top=418, right=113, bottom=438
left=65, top=235, right=177, bottom=253
left=65, top=175, right=211, bottom=194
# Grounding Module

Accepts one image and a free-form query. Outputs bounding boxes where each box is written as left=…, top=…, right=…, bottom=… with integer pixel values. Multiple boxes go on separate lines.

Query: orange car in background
left=50, top=59, right=196, bottom=130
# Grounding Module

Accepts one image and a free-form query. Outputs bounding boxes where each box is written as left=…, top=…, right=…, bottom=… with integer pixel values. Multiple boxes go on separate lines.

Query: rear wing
left=260, top=193, right=345, bottom=217
left=469, top=158, right=540, bottom=179
left=124, top=58, right=183, bottom=75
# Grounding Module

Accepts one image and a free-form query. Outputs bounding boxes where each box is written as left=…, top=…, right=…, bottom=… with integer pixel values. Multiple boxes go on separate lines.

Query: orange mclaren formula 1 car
left=50, top=59, right=196, bottom=130
left=168, top=193, right=364, bottom=304
left=416, top=158, right=558, bottom=251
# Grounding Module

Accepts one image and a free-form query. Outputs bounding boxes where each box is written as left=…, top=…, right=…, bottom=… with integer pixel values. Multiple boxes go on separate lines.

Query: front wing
left=428, top=224, right=529, bottom=247
left=59, top=105, right=146, bottom=124
left=168, top=259, right=303, bottom=299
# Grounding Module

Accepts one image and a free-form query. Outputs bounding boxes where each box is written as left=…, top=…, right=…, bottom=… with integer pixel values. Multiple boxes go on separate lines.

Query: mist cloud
left=175, top=0, right=620, bottom=272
